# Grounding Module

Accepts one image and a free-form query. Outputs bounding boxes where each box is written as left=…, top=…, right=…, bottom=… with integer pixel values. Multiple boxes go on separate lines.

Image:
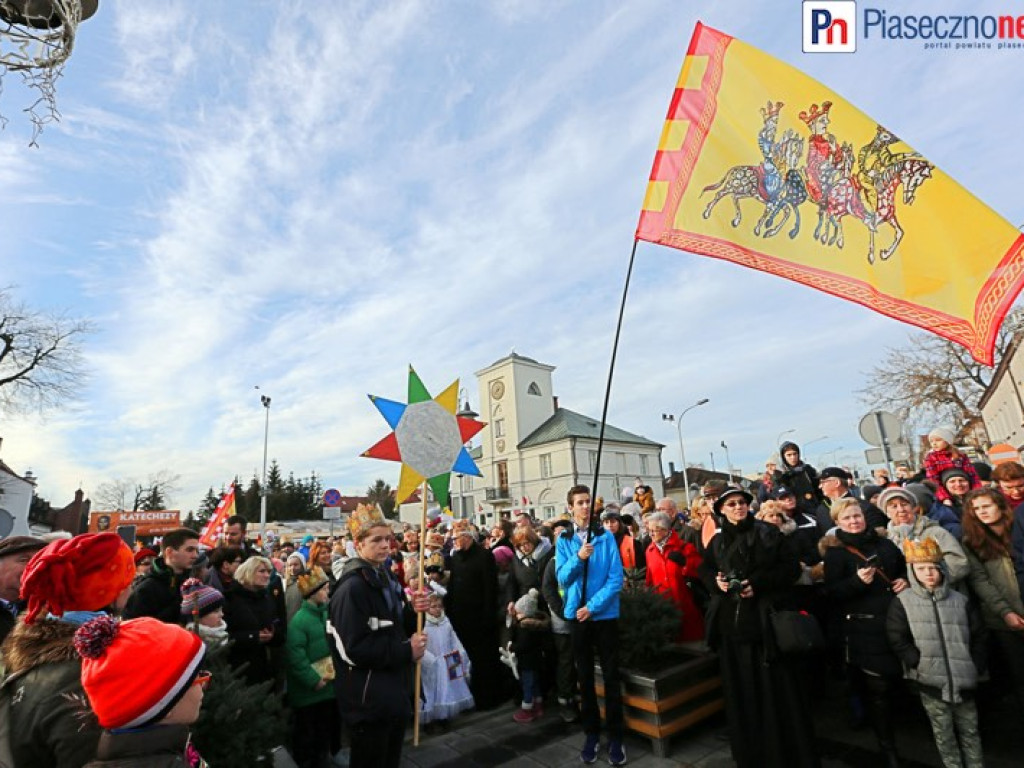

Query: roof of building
left=518, top=408, right=663, bottom=449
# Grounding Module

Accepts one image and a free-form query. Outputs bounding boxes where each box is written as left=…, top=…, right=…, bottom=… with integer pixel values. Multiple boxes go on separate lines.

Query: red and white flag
left=199, top=484, right=236, bottom=548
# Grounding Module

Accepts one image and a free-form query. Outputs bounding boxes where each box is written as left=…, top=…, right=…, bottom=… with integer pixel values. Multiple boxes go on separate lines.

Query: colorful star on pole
left=362, top=367, right=486, bottom=506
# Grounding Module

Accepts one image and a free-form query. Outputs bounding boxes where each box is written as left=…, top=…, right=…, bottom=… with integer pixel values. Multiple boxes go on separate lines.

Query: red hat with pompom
left=20, top=533, right=136, bottom=624
left=74, top=615, right=205, bottom=729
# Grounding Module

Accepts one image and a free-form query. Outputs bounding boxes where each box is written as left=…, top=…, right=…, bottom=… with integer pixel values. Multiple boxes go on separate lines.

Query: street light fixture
left=662, top=397, right=709, bottom=509
left=255, top=388, right=272, bottom=542
left=803, top=435, right=829, bottom=450
left=455, top=388, right=478, bottom=518
left=775, top=428, right=796, bottom=448
left=721, top=440, right=734, bottom=484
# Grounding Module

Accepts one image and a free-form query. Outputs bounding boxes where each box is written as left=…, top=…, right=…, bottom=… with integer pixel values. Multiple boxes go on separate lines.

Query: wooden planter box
left=594, top=647, right=723, bottom=758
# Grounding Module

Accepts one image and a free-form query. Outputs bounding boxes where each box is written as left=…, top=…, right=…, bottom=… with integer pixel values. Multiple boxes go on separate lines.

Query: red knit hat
left=75, top=616, right=205, bottom=729
left=20, top=533, right=136, bottom=624
left=133, top=547, right=158, bottom=565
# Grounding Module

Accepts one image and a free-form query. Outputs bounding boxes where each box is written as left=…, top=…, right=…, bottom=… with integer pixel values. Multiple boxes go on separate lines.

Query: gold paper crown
left=903, top=537, right=942, bottom=565
left=451, top=519, right=472, bottom=537
left=425, top=531, right=445, bottom=549
left=348, top=503, right=387, bottom=539
left=297, top=566, right=330, bottom=598
left=424, top=551, right=445, bottom=572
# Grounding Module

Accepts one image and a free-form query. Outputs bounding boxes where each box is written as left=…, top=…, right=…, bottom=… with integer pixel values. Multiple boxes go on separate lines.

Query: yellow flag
left=637, top=23, right=1023, bottom=365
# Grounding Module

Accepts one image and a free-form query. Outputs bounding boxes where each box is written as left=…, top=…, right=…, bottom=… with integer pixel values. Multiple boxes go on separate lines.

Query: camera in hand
left=725, top=571, right=745, bottom=595
left=863, top=554, right=879, bottom=568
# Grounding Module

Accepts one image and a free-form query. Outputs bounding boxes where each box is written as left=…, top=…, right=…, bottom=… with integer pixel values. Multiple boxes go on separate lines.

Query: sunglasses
left=193, top=670, right=212, bottom=690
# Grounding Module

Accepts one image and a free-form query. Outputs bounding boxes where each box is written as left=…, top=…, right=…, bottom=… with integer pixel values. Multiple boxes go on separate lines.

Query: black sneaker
left=580, top=734, right=600, bottom=764
left=608, top=740, right=627, bottom=766
left=560, top=701, right=580, bottom=723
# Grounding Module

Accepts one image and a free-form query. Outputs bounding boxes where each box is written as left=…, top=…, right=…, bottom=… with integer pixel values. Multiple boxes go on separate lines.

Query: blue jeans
left=520, top=667, right=537, bottom=705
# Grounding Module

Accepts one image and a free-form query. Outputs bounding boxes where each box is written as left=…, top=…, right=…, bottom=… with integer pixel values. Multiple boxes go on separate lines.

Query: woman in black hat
left=698, top=487, right=818, bottom=767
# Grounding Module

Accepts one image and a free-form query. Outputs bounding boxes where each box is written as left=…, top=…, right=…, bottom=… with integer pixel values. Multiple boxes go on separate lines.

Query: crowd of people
left=0, top=427, right=1023, bottom=767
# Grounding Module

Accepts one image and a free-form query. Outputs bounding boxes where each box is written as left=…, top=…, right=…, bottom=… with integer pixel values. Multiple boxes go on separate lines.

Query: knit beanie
left=905, top=482, right=936, bottom=511
left=297, top=566, right=329, bottom=598
left=20, top=533, right=136, bottom=624
left=928, top=426, right=956, bottom=446
left=75, top=615, right=205, bottom=729
left=133, top=548, right=158, bottom=566
left=180, top=578, right=224, bottom=619
left=514, top=588, right=540, bottom=618
left=940, top=468, right=971, bottom=486
left=491, top=545, right=514, bottom=568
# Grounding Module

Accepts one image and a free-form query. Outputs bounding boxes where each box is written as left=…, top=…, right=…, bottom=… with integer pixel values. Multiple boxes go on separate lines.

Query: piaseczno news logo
left=804, top=1, right=857, bottom=53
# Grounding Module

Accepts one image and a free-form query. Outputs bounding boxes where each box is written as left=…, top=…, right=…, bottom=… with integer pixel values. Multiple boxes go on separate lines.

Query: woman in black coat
left=223, top=556, right=286, bottom=686
left=822, top=497, right=908, bottom=768
left=698, top=487, right=818, bottom=768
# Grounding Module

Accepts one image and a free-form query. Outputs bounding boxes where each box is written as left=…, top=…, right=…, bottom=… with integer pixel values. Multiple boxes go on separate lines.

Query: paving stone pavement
left=397, top=682, right=1022, bottom=767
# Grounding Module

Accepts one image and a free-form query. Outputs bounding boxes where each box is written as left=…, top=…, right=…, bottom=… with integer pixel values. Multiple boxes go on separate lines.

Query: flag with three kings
left=636, top=22, right=1024, bottom=364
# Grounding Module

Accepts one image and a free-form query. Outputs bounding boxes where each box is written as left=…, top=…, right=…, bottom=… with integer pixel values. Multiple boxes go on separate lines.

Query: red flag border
left=636, top=22, right=1024, bottom=365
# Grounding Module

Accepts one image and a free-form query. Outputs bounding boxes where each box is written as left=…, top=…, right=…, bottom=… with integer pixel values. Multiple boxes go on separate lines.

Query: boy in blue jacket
left=556, top=484, right=626, bottom=765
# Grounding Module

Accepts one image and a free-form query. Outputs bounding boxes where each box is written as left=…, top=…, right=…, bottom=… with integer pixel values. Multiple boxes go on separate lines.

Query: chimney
left=669, top=462, right=676, bottom=475
left=552, top=396, right=559, bottom=410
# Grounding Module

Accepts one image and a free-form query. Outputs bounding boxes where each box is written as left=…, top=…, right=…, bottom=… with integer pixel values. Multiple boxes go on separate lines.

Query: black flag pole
left=580, top=238, right=639, bottom=605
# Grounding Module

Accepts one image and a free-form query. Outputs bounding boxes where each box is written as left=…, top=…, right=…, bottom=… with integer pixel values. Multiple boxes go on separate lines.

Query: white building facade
left=980, top=335, right=1024, bottom=455
left=457, top=353, right=664, bottom=526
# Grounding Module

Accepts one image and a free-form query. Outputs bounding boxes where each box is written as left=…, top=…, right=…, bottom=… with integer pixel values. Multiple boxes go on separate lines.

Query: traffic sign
left=865, top=443, right=911, bottom=464
left=323, top=488, right=342, bottom=507
left=858, top=410, right=903, bottom=446
left=988, top=443, right=1022, bottom=466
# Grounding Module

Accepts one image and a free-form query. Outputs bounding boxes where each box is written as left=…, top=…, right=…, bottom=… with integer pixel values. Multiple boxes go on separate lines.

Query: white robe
left=420, top=610, right=474, bottom=722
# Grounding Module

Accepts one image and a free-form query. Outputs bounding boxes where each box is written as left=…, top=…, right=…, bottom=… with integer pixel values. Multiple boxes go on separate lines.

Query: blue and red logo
left=803, top=1, right=857, bottom=53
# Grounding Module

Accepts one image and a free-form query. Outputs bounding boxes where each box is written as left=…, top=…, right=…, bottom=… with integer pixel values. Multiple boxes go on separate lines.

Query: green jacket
left=964, top=546, right=1024, bottom=630
left=285, top=601, right=334, bottom=708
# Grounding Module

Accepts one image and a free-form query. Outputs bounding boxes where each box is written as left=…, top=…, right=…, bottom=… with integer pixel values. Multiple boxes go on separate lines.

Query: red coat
left=645, top=531, right=705, bottom=642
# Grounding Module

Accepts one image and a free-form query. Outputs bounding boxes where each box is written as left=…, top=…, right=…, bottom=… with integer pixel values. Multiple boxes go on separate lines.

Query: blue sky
left=2, top=0, right=1022, bottom=511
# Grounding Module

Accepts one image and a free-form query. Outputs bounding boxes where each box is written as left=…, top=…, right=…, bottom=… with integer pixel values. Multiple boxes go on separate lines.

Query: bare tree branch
left=0, top=287, right=93, bottom=415
left=858, top=307, right=1023, bottom=441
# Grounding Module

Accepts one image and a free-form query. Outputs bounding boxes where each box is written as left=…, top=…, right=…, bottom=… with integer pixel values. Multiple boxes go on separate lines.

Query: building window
left=589, top=450, right=598, bottom=472
left=527, top=382, right=541, bottom=396
left=640, top=454, right=649, bottom=474
left=616, top=452, right=627, bottom=472
left=496, top=461, right=509, bottom=495
left=543, top=505, right=556, bottom=517
left=494, top=419, right=505, bottom=438
left=540, top=453, right=552, bottom=478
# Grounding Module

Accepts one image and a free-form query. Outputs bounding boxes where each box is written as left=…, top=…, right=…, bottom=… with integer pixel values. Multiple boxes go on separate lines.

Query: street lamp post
left=721, top=440, right=734, bottom=484
left=258, top=392, right=271, bottom=542
left=776, top=428, right=796, bottom=449
left=456, top=388, right=478, bottom=520
left=662, top=398, right=709, bottom=509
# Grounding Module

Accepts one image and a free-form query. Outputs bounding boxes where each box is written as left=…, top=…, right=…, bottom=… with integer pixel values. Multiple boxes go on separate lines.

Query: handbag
left=769, top=608, right=825, bottom=655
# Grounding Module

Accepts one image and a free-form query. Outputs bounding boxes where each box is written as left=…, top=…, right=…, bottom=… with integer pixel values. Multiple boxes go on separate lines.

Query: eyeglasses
left=721, top=500, right=748, bottom=508
left=193, top=670, right=212, bottom=690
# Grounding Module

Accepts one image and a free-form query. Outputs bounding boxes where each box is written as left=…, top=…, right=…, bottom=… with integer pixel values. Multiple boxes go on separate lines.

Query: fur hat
left=928, top=426, right=956, bottom=446
left=20, top=533, right=136, bottom=624
left=75, top=616, right=205, bottom=729
left=878, top=487, right=917, bottom=514
left=180, top=578, right=224, bottom=619
left=514, top=588, right=540, bottom=618
left=903, top=537, right=942, bottom=565
left=491, top=545, right=514, bottom=567
left=0, top=535, right=47, bottom=560
left=297, top=566, right=330, bottom=598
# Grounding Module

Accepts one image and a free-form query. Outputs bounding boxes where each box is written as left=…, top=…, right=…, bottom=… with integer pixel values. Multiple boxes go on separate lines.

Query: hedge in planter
left=617, top=582, right=683, bottom=671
